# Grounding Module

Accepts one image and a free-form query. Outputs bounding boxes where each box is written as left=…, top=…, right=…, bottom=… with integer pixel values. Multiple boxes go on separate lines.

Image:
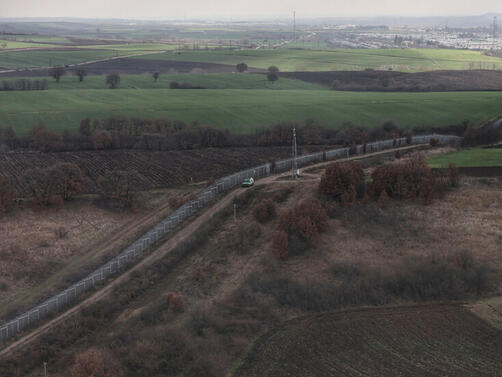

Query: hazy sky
left=1, top=0, right=501, bottom=19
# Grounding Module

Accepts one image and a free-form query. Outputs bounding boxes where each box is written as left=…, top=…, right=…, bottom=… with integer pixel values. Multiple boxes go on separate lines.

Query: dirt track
left=0, top=144, right=429, bottom=359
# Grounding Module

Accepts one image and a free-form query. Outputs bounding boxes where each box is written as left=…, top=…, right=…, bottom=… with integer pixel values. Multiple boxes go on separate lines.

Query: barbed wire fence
left=0, top=134, right=460, bottom=344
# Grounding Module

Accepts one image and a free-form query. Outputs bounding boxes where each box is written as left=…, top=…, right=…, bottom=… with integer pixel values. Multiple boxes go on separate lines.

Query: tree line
left=0, top=117, right=470, bottom=154
left=1, top=79, right=48, bottom=91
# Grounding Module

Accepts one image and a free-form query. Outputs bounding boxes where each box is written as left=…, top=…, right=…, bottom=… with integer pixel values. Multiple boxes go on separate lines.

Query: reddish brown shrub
left=404, top=131, right=412, bottom=145
left=92, top=130, right=113, bottom=150
left=278, top=199, right=328, bottom=245
left=272, top=230, right=288, bottom=260
left=166, top=293, right=184, bottom=313
left=168, top=195, right=183, bottom=208
left=394, top=150, right=402, bottom=159
left=447, top=163, right=459, bottom=187
left=319, top=161, right=364, bottom=205
left=70, top=348, right=122, bottom=377
left=253, top=199, right=276, bottom=223
left=371, top=154, right=446, bottom=205
left=429, top=138, right=440, bottom=147
left=0, top=176, right=16, bottom=214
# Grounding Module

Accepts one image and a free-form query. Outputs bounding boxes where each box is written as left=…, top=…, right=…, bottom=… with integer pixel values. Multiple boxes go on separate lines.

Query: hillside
left=2, top=147, right=501, bottom=376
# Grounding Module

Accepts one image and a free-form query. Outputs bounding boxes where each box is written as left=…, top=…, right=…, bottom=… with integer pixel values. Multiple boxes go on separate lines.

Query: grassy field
left=0, top=49, right=138, bottom=69
left=429, top=148, right=502, bottom=167
left=2, top=73, right=326, bottom=90
left=134, top=48, right=502, bottom=72
left=0, top=39, right=59, bottom=49
left=1, top=89, right=502, bottom=135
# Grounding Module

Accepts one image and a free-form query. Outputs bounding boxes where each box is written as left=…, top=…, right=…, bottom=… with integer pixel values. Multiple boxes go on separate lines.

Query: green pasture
left=0, top=39, right=59, bottom=49
left=0, top=49, right=136, bottom=69
left=134, top=48, right=502, bottom=72
left=1, top=89, right=502, bottom=135
left=0, top=73, right=325, bottom=90
left=428, top=148, right=502, bottom=167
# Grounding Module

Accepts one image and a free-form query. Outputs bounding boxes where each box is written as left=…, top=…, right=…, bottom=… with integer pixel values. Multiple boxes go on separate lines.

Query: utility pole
left=292, top=127, right=298, bottom=179
left=492, top=16, right=498, bottom=51
left=293, top=11, right=296, bottom=42
left=44, top=361, right=47, bottom=377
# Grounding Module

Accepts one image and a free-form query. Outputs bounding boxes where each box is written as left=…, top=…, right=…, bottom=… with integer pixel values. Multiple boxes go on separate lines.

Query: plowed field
left=234, top=304, right=502, bottom=377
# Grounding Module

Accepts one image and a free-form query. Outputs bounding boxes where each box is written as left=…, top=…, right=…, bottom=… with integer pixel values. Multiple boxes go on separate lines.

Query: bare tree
left=49, top=66, right=65, bottom=82
left=75, top=68, right=88, bottom=82
left=106, top=73, right=120, bottom=89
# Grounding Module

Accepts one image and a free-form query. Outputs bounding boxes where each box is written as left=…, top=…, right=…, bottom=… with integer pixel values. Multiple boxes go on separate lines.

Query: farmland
left=1, top=88, right=502, bottom=135
left=428, top=147, right=502, bottom=167
left=0, top=73, right=326, bottom=90
left=134, top=48, right=502, bottom=72
left=234, top=304, right=502, bottom=377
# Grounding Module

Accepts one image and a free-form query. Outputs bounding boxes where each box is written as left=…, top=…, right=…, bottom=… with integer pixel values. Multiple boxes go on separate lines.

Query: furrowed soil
left=0, top=57, right=262, bottom=77
left=234, top=304, right=502, bottom=377
left=0, top=146, right=310, bottom=196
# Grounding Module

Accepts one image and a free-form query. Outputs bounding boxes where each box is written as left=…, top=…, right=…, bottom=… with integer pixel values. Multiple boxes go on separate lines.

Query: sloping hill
left=234, top=304, right=502, bottom=377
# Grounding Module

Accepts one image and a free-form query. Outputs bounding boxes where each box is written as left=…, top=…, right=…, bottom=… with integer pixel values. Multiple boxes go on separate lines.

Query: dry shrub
left=0, top=176, right=16, bottom=215
left=166, top=293, right=184, bottom=313
left=252, top=199, right=276, bottom=223
left=168, top=195, right=183, bottom=209
left=272, top=187, right=293, bottom=203
left=404, top=131, right=412, bottom=144
left=447, top=163, right=459, bottom=187
left=272, top=230, right=288, bottom=260
left=369, top=154, right=445, bottom=204
left=272, top=199, right=328, bottom=259
left=394, top=150, right=402, bottom=159
left=54, top=226, right=68, bottom=239
left=429, top=138, right=440, bottom=147
left=70, top=348, right=123, bottom=377
left=319, top=161, right=364, bottom=206
left=227, top=222, right=262, bottom=254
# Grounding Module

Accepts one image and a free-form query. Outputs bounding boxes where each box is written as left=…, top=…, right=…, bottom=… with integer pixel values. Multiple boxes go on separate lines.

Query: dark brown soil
left=235, top=304, right=502, bottom=377
left=0, top=57, right=264, bottom=77
left=0, top=146, right=321, bottom=195
left=278, top=69, right=502, bottom=92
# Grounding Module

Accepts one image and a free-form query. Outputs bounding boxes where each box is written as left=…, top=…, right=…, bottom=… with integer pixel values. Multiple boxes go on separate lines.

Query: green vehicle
left=241, top=177, right=255, bottom=187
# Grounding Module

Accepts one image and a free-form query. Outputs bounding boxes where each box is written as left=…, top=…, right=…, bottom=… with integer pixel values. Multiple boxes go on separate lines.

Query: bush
left=447, top=163, right=459, bottom=187
left=319, top=162, right=364, bottom=206
left=252, top=199, right=276, bottom=223
left=245, top=251, right=491, bottom=312
left=0, top=176, right=16, bottom=215
left=166, top=293, right=184, bottom=313
left=429, top=138, right=440, bottom=147
left=369, top=154, right=445, bottom=204
left=272, top=230, right=288, bottom=260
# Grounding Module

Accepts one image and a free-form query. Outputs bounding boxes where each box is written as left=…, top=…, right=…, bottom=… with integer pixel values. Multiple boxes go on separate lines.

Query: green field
left=0, top=47, right=171, bottom=69
left=0, top=39, right=59, bottom=49
left=134, top=48, right=502, bottom=72
left=2, top=73, right=325, bottom=90
left=429, top=148, right=502, bottom=167
left=2, top=89, right=502, bottom=135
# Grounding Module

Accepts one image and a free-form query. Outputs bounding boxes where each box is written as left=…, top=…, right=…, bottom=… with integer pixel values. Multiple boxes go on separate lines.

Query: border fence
left=0, top=134, right=460, bottom=344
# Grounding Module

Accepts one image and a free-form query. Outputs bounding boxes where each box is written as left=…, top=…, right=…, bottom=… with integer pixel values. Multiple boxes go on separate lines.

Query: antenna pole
left=292, top=127, right=298, bottom=179
left=493, top=16, right=498, bottom=51
left=293, top=11, right=296, bottom=42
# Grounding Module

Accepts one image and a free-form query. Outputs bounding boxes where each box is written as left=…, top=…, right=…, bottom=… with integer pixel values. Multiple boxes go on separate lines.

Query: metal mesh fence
left=0, top=134, right=459, bottom=343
